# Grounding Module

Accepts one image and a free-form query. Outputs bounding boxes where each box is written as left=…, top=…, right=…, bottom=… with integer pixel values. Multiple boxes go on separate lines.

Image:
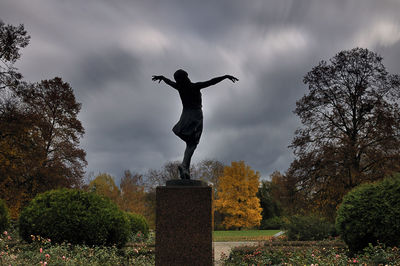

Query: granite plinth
left=156, top=185, right=212, bottom=266
left=166, top=179, right=208, bottom=187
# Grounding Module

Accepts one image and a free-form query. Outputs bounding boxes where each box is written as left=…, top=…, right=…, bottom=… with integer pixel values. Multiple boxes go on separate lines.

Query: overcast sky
left=1, top=0, right=400, bottom=182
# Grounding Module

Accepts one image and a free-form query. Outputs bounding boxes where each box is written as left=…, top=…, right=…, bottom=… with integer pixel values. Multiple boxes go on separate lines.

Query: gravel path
left=213, top=231, right=284, bottom=265
left=213, top=241, right=262, bottom=265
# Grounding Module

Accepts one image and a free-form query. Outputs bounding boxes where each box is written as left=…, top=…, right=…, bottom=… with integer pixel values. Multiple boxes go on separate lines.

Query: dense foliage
left=88, top=173, right=120, bottom=203
left=1, top=21, right=86, bottom=218
left=289, top=48, right=400, bottom=218
left=125, top=212, right=149, bottom=238
left=284, top=215, right=336, bottom=241
left=257, top=177, right=282, bottom=229
left=19, top=189, right=130, bottom=246
left=214, top=161, right=262, bottom=230
left=260, top=216, right=284, bottom=230
left=336, top=174, right=400, bottom=253
left=0, top=199, right=10, bottom=232
left=119, top=170, right=148, bottom=218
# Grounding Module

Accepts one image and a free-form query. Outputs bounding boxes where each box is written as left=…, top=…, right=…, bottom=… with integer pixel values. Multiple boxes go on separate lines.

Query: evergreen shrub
left=125, top=212, right=149, bottom=238
left=336, top=174, right=400, bottom=253
left=19, top=189, right=130, bottom=246
left=284, top=215, right=336, bottom=241
left=260, top=216, right=284, bottom=230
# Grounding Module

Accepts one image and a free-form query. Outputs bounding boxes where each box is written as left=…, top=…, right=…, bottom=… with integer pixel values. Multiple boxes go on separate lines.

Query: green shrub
left=0, top=199, right=10, bottom=232
left=125, top=212, right=149, bottom=239
left=336, top=174, right=400, bottom=253
left=260, top=216, right=284, bottom=230
left=284, top=215, right=336, bottom=241
left=19, top=188, right=130, bottom=246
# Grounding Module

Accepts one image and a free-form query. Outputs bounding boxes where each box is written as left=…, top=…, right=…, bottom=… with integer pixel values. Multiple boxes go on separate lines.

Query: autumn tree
left=196, top=159, right=224, bottom=228
left=267, top=171, right=305, bottom=216
left=1, top=78, right=86, bottom=217
left=17, top=78, right=86, bottom=188
left=0, top=100, right=39, bottom=217
left=1, top=21, right=86, bottom=217
left=0, top=21, right=31, bottom=208
left=215, top=161, right=262, bottom=230
left=257, top=179, right=281, bottom=223
left=119, top=170, right=147, bottom=216
left=289, top=48, right=400, bottom=218
left=88, top=173, right=120, bottom=203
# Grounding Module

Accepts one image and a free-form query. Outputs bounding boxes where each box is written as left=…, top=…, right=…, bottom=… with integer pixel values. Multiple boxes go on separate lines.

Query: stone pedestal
left=156, top=181, right=212, bottom=266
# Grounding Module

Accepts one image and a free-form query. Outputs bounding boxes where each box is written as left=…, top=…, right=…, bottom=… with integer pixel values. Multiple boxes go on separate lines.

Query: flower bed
left=0, top=229, right=155, bottom=265
left=222, top=239, right=400, bottom=265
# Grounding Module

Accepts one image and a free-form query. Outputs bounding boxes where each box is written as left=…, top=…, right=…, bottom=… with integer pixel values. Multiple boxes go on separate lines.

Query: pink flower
left=3, top=231, right=7, bottom=235
left=45, top=253, right=50, bottom=259
left=7, top=236, right=11, bottom=240
left=44, top=262, right=47, bottom=266
left=353, top=259, right=358, bottom=263
left=39, top=248, right=43, bottom=253
left=62, top=256, right=66, bottom=260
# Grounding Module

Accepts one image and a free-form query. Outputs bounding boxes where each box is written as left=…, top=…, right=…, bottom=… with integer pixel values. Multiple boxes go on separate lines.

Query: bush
left=125, top=212, right=149, bottom=239
left=260, top=216, right=284, bottom=230
left=0, top=199, right=10, bottom=232
left=336, top=174, right=400, bottom=253
left=19, top=189, right=130, bottom=246
left=284, top=215, right=336, bottom=241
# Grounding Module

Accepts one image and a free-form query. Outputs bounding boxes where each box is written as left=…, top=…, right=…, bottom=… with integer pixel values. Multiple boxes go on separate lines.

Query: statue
left=152, top=69, right=238, bottom=179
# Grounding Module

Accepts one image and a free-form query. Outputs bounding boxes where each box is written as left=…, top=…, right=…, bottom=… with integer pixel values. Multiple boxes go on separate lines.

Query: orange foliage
left=214, top=161, right=262, bottom=230
left=118, top=170, right=147, bottom=216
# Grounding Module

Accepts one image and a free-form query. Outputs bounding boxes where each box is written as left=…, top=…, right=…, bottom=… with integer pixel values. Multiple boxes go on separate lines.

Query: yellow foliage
left=88, top=173, right=120, bottom=203
left=214, top=161, right=262, bottom=230
left=118, top=173, right=147, bottom=215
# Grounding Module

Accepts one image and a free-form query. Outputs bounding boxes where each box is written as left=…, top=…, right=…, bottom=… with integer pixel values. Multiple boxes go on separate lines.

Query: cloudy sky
left=1, top=0, right=400, bottom=182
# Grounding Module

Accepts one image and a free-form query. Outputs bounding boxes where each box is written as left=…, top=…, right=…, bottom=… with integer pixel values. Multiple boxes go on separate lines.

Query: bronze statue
left=152, top=69, right=238, bottom=179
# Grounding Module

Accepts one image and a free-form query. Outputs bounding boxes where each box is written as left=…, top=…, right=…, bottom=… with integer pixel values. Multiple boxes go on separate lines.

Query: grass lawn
left=213, top=229, right=282, bottom=242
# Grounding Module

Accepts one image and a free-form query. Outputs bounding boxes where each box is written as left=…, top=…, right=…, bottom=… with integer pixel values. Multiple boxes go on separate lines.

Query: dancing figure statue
left=152, top=69, right=238, bottom=179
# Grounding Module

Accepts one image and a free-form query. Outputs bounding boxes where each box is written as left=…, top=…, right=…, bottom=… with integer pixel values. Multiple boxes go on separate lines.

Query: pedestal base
left=156, top=185, right=212, bottom=266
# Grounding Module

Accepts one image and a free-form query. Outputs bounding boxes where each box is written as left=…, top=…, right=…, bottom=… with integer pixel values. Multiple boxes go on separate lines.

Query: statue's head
left=174, top=69, right=190, bottom=84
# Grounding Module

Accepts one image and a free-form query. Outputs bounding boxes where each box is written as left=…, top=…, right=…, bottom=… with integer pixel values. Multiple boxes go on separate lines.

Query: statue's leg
left=180, top=141, right=197, bottom=179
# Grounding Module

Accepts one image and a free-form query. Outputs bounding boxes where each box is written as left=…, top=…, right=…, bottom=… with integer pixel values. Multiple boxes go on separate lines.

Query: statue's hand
left=152, top=75, right=164, bottom=83
left=226, top=75, right=239, bottom=83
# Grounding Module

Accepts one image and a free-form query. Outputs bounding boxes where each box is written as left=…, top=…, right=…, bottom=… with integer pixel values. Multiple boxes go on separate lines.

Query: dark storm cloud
left=1, top=0, right=400, bottom=181
left=74, top=49, right=143, bottom=95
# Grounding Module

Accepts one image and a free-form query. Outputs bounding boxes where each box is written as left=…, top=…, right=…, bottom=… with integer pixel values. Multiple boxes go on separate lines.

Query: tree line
left=83, top=159, right=258, bottom=230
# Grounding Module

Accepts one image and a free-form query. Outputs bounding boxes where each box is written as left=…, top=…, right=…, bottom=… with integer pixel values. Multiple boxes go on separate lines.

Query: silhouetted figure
left=152, top=69, right=238, bottom=179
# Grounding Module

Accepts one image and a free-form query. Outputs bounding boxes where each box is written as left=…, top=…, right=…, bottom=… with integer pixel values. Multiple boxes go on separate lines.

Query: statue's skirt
left=172, top=108, right=203, bottom=144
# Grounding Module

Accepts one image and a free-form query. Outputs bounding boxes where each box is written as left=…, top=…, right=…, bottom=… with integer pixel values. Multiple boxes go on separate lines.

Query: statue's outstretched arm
left=152, top=75, right=177, bottom=89
left=195, top=75, right=238, bottom=89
